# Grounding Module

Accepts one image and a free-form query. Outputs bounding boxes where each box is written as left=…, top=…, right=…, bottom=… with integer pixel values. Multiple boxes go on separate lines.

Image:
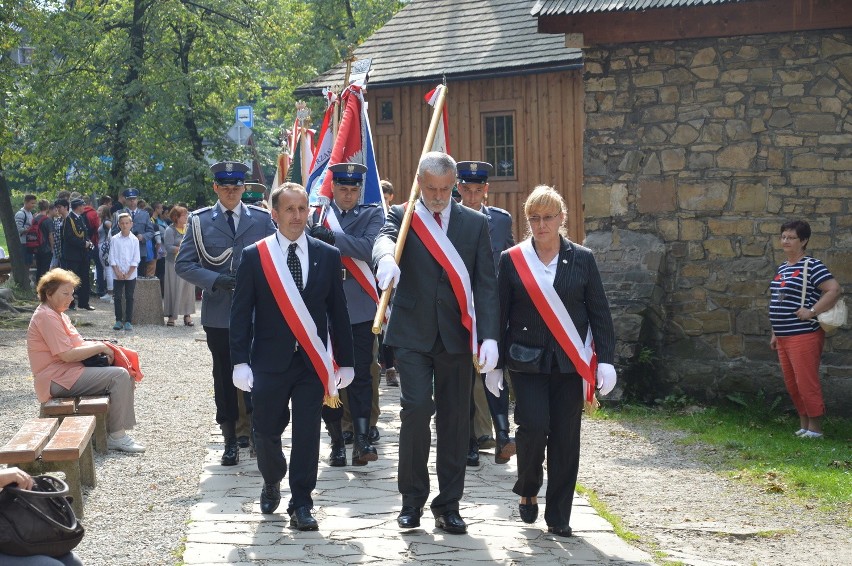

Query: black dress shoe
left=466, top=438, right=480, bottom=467
left=435, top=510, right=467, bottom=534
left=237, top=435, right=250, bottom=448
left=221, top=439, right=239, bottom=466
left=289, top=506, right=318, bottom=531
left=519, top=503, right=539, bottom=524
left=495, top=430, right=516, bottom=464
left=342, top=430, right=354, bottom=445
left=547, top=525, right=572, bottom=537
left=81, top=305, right=96, bottom=311
left=259, top=483, right=281, bottom=514
left=328, top=438, right=347, bottom=467
left=368, top=425, right=380, bottom=444
left=397, top=506, right=423, bottom=529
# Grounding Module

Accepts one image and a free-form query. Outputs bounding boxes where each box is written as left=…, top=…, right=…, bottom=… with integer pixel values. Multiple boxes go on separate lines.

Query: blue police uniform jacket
left=482, top=205, right=514, bottom=274
left=175, top=202, right=276, bottom=328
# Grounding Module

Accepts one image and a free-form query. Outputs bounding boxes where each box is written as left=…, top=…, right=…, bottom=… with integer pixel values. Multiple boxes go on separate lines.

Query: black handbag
left=81, top=353, right=110, bottom=367
left=507, top=342, right=544, bottom=374
left=0, top=475, right=85, bottom=557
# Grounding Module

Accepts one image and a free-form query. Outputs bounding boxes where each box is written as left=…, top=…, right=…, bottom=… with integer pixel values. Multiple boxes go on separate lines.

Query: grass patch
left=594, top=403, right=852, bottom=514
left=576, top=484, right=641, bottom=543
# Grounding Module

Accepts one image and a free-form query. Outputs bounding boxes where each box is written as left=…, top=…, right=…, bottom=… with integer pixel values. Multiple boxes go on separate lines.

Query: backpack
left=82, top=206, right=100, bottom=245
left=24, top=214, right=49, bottom=250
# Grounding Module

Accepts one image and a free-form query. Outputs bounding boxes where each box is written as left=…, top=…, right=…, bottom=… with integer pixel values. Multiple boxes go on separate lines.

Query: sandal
left=183, top=317, right=195, bottom=327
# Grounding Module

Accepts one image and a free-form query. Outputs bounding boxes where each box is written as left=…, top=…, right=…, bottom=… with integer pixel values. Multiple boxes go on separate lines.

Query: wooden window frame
left=475, top=99, right=523, bottom=193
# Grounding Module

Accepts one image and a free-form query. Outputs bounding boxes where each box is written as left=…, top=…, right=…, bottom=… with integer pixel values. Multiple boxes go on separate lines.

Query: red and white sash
left=323, top=210, right=379, bottom=304
left=407, top=203, right=478, bottom=355
left=256, top=235, right=340, bottom=407
left=508, top=240, right=597, bottom=402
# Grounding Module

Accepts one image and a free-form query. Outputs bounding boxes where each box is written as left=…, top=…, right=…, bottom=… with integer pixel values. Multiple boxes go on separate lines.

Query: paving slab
left=183, top=383, right=655, bottom=564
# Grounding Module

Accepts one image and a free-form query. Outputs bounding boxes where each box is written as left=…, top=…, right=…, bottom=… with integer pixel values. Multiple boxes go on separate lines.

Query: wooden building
left=295, top=0, right=584, bottom=241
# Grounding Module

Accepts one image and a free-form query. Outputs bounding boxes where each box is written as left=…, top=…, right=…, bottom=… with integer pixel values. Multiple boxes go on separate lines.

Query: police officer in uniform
left=176, top=161, right=276, bottom=466
left=62, top=198, right=96, bottom=311
left=308, top=163, right=383, bottom=467
left=112, top=188, right=157, bottom=276
left=456, top=161, right=516, bottom=466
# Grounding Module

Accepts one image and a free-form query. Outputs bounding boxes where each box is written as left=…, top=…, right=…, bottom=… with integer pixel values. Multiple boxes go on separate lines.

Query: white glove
left=233, top=363, right=254, bottom=392
left=376, top=255, right=401, bottom=290
left=477, top=339, right=499, bottom=374
left=596, top=363, right=617, bottom=396
left=335, top=367, right=355, bottom=389
left=485, top=369, right=504, bottom=398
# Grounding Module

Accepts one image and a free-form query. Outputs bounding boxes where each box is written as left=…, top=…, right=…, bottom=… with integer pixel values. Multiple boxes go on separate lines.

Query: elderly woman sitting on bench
left=26, top=269, right=144, bottom=453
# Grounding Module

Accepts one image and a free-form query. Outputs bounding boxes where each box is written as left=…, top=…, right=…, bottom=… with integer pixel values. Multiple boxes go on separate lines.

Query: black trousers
left=63, top=257, right=91, bottom=308
left=252, top=353, right=323, bottom=512
left=322, top=321, right=375, bottom=423
left=511, top=369, right=583, bottom=529
left=113, top=279, right=136, bottom=323
left=203, top=326, right=251, bottom=425
left=35, top=251, right=52, bottom=285
left=395, top=339, right=471, bottom=515
left=469, top=368, right=509, bottom=430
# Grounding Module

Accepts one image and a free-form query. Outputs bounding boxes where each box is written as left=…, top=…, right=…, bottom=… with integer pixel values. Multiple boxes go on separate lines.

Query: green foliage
left=598, top=404, right=852, bottom=512
left=623, top=346, right=660, bottom=404
left=2, top=0, right=403, bottom=204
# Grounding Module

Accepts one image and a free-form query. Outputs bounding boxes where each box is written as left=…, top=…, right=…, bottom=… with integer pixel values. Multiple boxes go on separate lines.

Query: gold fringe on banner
left=323, top=394, right=342, bottom=408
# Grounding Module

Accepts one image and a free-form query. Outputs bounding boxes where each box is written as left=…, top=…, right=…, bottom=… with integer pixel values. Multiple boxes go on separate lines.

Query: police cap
left=210, top=161, right=250, bottom=185
left=329, top=162, right=367, bottom=186
left=456, top=161, right=494, bottom=184
left=122, top=188, right=140, bottom=199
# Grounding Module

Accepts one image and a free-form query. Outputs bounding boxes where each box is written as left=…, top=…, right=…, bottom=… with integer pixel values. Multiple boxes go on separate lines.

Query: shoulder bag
left=0, top=475, right=85, bottom=557
left=800, top=259, right=847, bottom=331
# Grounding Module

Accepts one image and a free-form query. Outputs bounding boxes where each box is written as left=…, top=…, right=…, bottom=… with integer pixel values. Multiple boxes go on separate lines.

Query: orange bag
left=103, top=342, right=144, bottom=382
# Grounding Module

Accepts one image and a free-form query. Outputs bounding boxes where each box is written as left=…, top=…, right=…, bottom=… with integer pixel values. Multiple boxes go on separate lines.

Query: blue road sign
left=236, top=106, right=253, bottom=128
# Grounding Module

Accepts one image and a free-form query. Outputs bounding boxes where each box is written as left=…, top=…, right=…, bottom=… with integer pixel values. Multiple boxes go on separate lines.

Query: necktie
left=225, top=210, right=235, bottom=234
left=433, top=211, right=442, bottom=228
left=131, top=210, right=136, bottom=220
left=287, top=243, right=303, bottom=291
left=340, top=209, right=347, bottom=218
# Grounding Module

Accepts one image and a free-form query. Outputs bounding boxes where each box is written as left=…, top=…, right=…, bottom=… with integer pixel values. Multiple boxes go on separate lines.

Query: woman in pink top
left=27, top=269, right=144, bottom=453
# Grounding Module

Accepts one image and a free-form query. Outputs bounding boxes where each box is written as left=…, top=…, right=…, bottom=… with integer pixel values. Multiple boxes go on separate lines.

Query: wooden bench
left=41, top=395, right=110, bottom=454
left=0, top=416, right=96, bottom=518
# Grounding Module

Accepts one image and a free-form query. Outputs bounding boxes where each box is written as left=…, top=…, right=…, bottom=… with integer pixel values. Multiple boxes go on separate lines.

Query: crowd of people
left=5, top=151, right=842, bottom=553
left=13, top=189, right=194, bottom=329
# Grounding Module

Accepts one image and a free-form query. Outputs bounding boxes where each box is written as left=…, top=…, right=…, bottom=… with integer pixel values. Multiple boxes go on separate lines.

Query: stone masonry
left=581, top=30, right=851, bottom=415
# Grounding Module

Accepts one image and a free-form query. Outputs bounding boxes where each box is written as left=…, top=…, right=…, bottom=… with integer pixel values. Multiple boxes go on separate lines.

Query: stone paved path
left=183, top=385, right=653, bottom=565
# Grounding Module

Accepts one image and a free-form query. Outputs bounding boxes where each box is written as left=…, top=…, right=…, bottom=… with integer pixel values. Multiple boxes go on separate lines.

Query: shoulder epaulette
left=246, top=204, right=270, bottom=214
left=488, top=206, right=511, bottom=217
left=191, top=205, right=214, bottom=215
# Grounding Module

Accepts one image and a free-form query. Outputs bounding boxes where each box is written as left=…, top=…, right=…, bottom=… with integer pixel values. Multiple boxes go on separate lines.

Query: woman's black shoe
left=519, top=503, right=538, bottom=524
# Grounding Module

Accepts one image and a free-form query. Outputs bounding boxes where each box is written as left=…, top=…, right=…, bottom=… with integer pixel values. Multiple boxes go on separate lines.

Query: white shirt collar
left=416, top=199, right=451, bottom=221
left=277, top=230, right=308, bottom=255
left=217, top=201, right=242, bottom=218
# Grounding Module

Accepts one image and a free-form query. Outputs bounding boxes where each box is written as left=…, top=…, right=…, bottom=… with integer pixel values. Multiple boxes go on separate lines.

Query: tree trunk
left=107, top=0, right=150, bottom=194
left=0, top=158, right=31, bottom=291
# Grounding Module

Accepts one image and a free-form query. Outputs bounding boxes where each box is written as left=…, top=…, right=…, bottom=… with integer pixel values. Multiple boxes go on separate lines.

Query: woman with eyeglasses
left=495, top=185, right=616, bottom=537
left=769, top=220, right=842, bottom=439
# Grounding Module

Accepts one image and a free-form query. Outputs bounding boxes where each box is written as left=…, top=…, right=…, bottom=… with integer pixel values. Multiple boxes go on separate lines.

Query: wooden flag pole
left=372, top=85, right=448, bottom=334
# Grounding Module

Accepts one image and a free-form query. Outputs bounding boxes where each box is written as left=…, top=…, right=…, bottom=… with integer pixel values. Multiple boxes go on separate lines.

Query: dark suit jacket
left=230, top=235, right=354, bottom=374
left=498, top=236, right=615, bottom=373
left=372, top=200, right=499, bottom=354
left=61, top=213, right=89, bottom=263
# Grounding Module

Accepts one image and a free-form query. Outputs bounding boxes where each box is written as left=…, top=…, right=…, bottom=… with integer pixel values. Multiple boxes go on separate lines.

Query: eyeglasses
left=527, top=215, right=560, bottom=225
left=780, top=235, right=799, bottom=241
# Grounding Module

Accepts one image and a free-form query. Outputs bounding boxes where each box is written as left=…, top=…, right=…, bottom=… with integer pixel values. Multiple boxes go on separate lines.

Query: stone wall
left=581, top=30, right=852, bottom=414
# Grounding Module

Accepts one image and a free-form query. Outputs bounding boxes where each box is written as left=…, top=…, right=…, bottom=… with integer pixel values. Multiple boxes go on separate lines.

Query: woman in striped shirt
left=769, top=220, right=842, bottom=439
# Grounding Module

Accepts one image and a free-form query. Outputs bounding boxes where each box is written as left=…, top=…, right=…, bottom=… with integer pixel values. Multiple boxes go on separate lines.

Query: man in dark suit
left=176, top=162, right=276, bottom=466
left=372, top=152, right=500, bottom=534
left=456, top=161, right=516, bottom=467
left=230, top=182, right=354, bottom=530
left=62, top=198, right=95, bottom=311
left=308, top=162, right=383, bottom=467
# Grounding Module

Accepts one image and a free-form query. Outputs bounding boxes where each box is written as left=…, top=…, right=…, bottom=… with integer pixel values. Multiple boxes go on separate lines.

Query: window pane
left=482, top=114, right=514, bottom=178
left=380, top=100, right=393, bottom=122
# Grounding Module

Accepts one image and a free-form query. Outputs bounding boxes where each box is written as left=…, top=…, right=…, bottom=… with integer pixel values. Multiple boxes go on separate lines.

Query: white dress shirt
left=276, top=231, right=308, bottom=288
left=109, top=233, right=141, bottom=279
left=416, top=199, right=450, bottom=234
left=538, top=251, right=559, bottom=286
